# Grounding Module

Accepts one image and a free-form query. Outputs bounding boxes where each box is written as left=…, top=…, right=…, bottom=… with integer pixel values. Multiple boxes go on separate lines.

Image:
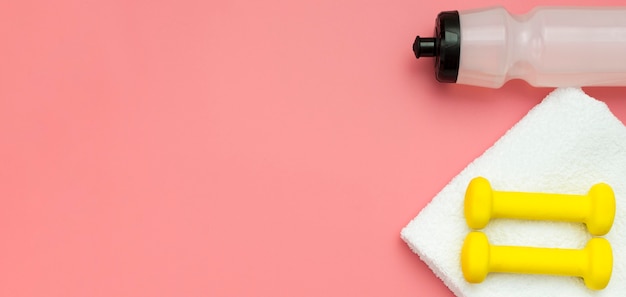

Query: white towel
left=401, top=88, right=626, bottom=297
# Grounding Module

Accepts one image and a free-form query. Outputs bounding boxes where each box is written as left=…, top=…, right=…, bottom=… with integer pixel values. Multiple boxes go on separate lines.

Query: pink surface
left=1, top=0, right=626, bottom=296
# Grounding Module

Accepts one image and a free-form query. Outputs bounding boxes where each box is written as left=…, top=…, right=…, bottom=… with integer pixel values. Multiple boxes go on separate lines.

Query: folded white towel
left=401, top=88, right=626, bottom=297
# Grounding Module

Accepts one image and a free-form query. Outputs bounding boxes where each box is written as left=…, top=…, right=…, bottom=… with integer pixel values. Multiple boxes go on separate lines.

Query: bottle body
left=457, top=7, right=626, bottom=88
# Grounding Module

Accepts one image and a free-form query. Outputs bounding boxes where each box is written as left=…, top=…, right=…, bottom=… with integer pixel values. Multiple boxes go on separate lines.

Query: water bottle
left=413, top=6, right=626, bottom=88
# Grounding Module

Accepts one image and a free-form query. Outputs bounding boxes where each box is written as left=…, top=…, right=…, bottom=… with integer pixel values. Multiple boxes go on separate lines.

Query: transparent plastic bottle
left=413, top=7, right=626, bottom=88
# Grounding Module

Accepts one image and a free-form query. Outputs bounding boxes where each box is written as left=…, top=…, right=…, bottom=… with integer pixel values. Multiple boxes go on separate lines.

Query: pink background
left=1, top=0, right=626, bottom=296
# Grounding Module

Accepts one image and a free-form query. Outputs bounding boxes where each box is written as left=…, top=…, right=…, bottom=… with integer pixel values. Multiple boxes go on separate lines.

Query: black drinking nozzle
left=413, top=37, right=438, bottom=58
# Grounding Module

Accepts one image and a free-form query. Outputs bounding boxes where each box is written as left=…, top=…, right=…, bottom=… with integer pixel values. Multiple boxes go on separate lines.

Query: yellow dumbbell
left=461, top=231, right=613, bottom=290
left=464, top=177, right=615, bottom=236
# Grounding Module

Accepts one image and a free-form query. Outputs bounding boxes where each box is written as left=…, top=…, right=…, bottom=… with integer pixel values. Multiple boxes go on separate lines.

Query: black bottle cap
left=413, top=11, right=460, bottom=83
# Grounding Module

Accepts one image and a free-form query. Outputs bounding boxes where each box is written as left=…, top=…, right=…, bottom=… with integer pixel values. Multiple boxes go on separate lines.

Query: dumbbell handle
left=493, top=192, right=588, bottom=222
left=491, top=245, right=584, bottom=277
